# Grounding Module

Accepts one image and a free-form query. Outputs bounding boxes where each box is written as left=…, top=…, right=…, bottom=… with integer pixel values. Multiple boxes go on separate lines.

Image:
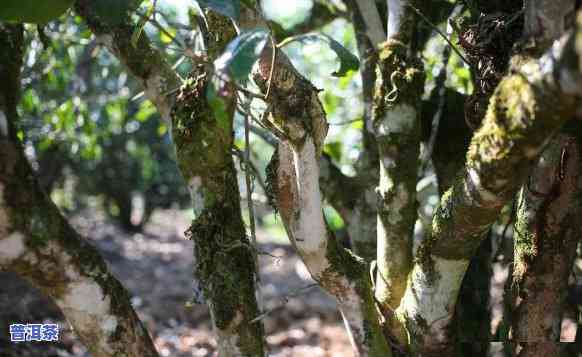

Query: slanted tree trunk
left=0, top=23, right=159, bottom=357
left=393, top=13, right=582, bottom=353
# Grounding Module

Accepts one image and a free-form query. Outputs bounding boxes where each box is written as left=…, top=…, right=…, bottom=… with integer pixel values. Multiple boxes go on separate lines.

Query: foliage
left=215, top=28, right=270, bottom=81
left=0, top=0, right=74, bottom=24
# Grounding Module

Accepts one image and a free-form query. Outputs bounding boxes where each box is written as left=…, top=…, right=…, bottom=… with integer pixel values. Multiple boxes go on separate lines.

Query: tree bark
left=0, top=23, right=159, bottom=357
left=74, top=3, right=266, bottom=355
left=510, top=128, right=582, bottom=354
left=345, top=0, right=381, bottom=262
left=373, top=0, right=423, bottom=331
left=254, top=40, right=392, bottom=355
left=395, top=13, right=582, bottom=354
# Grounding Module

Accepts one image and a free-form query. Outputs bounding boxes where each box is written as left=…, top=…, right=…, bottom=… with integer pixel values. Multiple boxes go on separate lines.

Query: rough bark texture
left=346, top=0, right=383, bottom=262
left=508, top=2, right=581, bottom=355
left=0, top=23, right=159, bottom=357
left=75, top=3, right=265, bottom=355
left=173, top=66, right=264, bottom=356
left=345, top=0, right=381, bottom=262
left=511, top=129, right=582, bottom=353
left=373, top=0, right=423, bottom=323
left=395, top=13, right=582, bottom=354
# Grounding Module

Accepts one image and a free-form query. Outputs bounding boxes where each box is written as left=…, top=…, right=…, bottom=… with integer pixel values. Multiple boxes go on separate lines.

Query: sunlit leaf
left=214, top=28, right=270, bottom=81
left=131, top=0, right=156, bottom=47
left=278, top=33, right=359, bottom=77
left=324, top=142, right=343, bottom=162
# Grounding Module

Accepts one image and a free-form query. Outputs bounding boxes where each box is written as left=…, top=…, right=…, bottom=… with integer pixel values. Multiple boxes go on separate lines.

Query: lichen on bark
left=372, top=38, right=425, bottom=317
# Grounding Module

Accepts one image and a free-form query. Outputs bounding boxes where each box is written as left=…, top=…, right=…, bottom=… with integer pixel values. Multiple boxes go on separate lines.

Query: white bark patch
left=466, top=167, right=497, bottom=204
left=210, top=306, right=243, bottom=357
left=145, top=74, right=172, bottom=123
left=56, top=257, right=118, bottom=353
left=337, top=284, right=366, bottom=355
left=376, top=104, right=416, bottom=136
left=292, top=138, right=327, bottom=255
left=277, top=140, right=330, bottom=278
left=58, top=279, right=117, bottom=331
left=0, top=111, right=7, bottom=137
left=0, top=232, right=26, bottom=264
left=188, top=176, right=204, bottom=217
left=387, top=0, right=405, bottom=38
left=399, top=257, right=469, bottom=331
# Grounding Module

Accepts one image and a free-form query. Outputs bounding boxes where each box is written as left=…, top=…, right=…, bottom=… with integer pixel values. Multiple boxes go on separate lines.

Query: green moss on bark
left=171, top=66, right=264, bottom=356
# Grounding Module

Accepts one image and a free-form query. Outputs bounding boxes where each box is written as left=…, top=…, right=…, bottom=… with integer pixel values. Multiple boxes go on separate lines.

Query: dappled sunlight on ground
left=0, top=209, right=353, bottom=356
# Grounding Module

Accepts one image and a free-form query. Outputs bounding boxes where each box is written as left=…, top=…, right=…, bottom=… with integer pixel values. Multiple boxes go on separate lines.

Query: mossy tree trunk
left=508, top=2, right=581, bottom=355
left=0, top=23, right=159, bottom=357
left=75, top=2, right=265, bottom=355
left=511, top=129, right=582, bottom=356
left=372, top=0, right=424, bottom=332
left=393, top=14, right=582, bottom=353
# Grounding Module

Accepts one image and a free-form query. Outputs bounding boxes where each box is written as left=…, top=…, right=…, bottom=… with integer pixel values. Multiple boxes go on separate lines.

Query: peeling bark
left=0, top=23, right=159, bottom=357
left=253, top=41, right=392, bottom=355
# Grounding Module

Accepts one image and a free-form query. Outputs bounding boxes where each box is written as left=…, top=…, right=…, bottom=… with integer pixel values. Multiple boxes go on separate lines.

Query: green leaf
left=214, top=28, right=270, bottom=81
left=279, top=33, right=359, bottom=77
left=324, top=142, right=343, bottom=162
left=0, top=0, right=74, bottom=24
left=194, top=0, right=240, bottom=20
left=131, top=0, right=156, bottom=48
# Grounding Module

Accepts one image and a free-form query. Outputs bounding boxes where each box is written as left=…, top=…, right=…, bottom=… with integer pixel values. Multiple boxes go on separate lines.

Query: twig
left=265, top=36, right=276, bottom=99
left=231, top=147, right=268, bottom=194
left=329, top=118, right=363, bottom=126
left=241, top=95, right=263, bottom=309
left=404, top=1, right=471, bottom=67
left=250, top=284, right=319, bottom=323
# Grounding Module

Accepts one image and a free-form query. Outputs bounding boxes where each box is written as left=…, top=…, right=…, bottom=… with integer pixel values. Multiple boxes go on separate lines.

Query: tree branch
left=74, top=1, right=181, bottom=123
left=270, top=0, right=347, bottom=42
left=353, top=0, right=386, bottom=45
left=344, top=0, right=381, bottom=262
left=75, top=4, right=265, bottom=355
left=0, top=23, right=159, bottom=357
left=396, top=14, right=582, bottom=353
left=373, top=0, right=423, bottom=318
left=511, top=129, right=582, bottom=354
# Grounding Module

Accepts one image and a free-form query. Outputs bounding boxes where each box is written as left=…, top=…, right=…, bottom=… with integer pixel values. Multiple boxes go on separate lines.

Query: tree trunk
left=74, top=3, right=266, bottom=354
left=511, top=129, right=582, bottom=354
left=0, top=23, right=159, bottom=357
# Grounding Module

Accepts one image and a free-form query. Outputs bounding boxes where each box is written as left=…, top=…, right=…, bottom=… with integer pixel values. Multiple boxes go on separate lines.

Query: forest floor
left=0, top=209, right=353, bottom=357
left=1, top=209, right=578, bottom=357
